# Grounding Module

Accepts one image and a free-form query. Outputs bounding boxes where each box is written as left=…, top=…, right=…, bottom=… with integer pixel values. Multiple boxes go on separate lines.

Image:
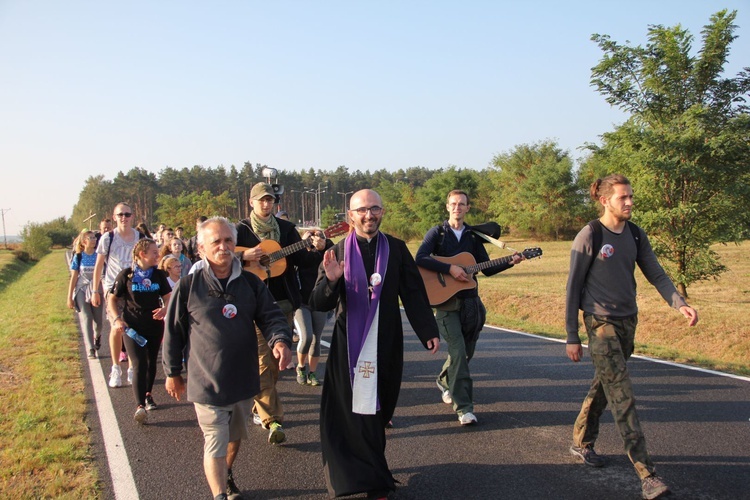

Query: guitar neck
left=267, top=238, right=312, bottom=263
left=465, top=254, right=515, bottom=275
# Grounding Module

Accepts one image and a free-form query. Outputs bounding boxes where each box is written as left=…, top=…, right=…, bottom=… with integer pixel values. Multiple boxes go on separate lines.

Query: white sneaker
left=459, top=412, right=477, bottom=426
left=109, top=365, right=122, bottom=388
left=127, top=367, right=134, bottom=385
left=134, top=406, right=148, bottom=424
left=252, top=413, right=263, bottom=426
left=437, top=380, right=452, bottom=405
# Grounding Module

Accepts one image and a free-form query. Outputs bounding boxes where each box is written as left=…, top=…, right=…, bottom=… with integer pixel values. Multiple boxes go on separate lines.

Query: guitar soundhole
left=259, top=254, right=270, bottom=267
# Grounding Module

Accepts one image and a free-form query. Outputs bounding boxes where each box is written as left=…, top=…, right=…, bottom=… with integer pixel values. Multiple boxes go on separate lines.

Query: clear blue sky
left=1, top=1, right=747, bottom=237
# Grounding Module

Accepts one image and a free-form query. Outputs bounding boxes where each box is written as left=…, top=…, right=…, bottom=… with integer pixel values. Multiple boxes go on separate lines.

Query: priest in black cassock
left=310, top=189, right=440, bottom=499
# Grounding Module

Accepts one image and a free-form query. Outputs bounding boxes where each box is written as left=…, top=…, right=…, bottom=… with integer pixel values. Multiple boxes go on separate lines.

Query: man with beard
left=310, top=189, right=440, bottom=499
left=237, top=182, right=326, bottom=444
left=565, top=174, right=698, bottom=500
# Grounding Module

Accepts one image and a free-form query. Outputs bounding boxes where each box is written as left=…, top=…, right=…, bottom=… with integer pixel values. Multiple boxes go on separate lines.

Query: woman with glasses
left=67, top=229, right=103, bottom=359
left=159, top=255, right=182, bottom=288
left=92, top=202, right=144, bottom=389
left=108, top=238, right=171, bottom=424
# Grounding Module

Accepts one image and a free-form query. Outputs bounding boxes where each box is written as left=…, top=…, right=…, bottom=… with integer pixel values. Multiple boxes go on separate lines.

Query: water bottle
left=125, top=327, right=148, bottom=347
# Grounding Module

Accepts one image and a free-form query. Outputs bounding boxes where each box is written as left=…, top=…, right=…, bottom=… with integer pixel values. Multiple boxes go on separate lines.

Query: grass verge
left=0, top=249, right=98, bottom=498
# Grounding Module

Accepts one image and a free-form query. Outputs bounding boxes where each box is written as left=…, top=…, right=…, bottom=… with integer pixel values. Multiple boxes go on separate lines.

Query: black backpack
left=586, top=219, right=642, bottom=276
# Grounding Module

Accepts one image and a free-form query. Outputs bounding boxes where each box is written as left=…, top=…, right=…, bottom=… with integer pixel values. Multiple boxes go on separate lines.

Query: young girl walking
left=108, top=238, right=171, bottom=424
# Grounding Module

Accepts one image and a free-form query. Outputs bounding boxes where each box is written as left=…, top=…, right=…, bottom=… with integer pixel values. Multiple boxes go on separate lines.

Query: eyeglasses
left=116, top=212, right=132, bottom=218
left=349, top=206, right=383, bottom=216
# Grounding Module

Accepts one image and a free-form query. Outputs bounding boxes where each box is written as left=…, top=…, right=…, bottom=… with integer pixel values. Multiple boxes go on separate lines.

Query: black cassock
left=310, top=233, right=439, bottom=498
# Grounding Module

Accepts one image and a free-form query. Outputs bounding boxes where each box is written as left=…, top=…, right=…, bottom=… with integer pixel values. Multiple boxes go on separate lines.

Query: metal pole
left=1, top=208, right=10, bottom=249
left=337, top=191, right=353, bottom=214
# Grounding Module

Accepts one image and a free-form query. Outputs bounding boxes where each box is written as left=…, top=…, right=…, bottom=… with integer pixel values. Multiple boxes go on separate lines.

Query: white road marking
left=486, top=323, right=750, bottom=383
left=79, top=318, right=140, bottom=499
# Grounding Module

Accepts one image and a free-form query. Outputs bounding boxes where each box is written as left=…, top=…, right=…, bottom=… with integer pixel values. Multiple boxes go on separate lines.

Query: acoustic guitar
left=237, top=221, right=350, bottom=280
left=418, top=247, right=543, bottom=306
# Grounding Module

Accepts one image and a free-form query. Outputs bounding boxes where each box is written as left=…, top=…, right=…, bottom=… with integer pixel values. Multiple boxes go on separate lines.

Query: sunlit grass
left=406, top=239, right=749, bottom=375
left=0, top=250, right=99, bottom=498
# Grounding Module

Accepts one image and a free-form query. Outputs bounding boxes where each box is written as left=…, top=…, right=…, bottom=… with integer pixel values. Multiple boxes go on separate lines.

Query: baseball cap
left=250, top=182, right=276, bottom=200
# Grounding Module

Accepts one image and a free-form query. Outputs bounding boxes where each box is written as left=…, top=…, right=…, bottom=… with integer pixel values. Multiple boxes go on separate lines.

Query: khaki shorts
left=194, top=399, right=252, bottom=458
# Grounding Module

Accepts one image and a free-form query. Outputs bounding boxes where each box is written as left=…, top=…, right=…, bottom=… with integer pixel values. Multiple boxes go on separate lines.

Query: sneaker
left=127, top=367, right=134, bottom=385
left=641, top=474, right=670, bottom=499
left=268, top=421, right=286, bottom=445
left=108, top=365, right=122, bottom=388
left=458, top=412, right=477, bottom=426
left=569, top=445, right=607, bottom=468
left=144, top=393, right=157, bottom=411
left=119, top=351, right=128, bottom=363
left=296, top=365, right=307, bottom=385
left=252, top=413, right=263, bottom=427
left=437, top=380, right=452, bottom=404
left=88, top=349, right=97, bottom=359
left=94, top=335, right=101, bottom=350
left=134, top=405, right=147, bottom=424
left=226, top=467, right=243, bottom=499
left=214, top=494, right=228, bottom=500
left=308, top=371, right=321, bottom=386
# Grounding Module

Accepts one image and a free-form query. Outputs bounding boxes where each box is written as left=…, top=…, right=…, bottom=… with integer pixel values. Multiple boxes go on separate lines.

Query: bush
left=20, top=223, right=52, bottom=261
left=12, top=250, right=31, bottom=262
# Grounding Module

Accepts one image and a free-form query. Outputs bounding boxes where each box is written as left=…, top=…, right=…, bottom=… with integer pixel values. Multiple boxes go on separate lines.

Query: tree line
left=22, top=10, right=749, bottom=297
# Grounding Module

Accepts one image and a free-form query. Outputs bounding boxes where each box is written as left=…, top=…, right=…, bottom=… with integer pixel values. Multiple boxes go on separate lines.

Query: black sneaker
left=144, top=393, right=158, bottom=411
left=88, top=349, right=97, bottom=359
left=641, top=474, right=670, bottom=499
left=94, top=335, right=101, bottom=350
left=227, top=467, right=244, bottom=499
left=570, top=445, right=606, bottom=467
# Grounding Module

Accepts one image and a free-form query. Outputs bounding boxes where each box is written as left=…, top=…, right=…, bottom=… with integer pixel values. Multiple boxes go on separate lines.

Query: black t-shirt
left=112, top=266, right=172, bottom=336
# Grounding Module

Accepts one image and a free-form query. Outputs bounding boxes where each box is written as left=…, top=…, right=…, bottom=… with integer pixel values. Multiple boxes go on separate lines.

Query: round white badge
left=370, top=273, right=382, bottom=287
left=222, top=304, right=237, bottom=319
left=600, top=244, right=615, bottom=258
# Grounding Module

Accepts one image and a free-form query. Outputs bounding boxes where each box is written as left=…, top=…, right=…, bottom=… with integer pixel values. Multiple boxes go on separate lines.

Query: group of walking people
left=70, top=174, right=697, bottom=500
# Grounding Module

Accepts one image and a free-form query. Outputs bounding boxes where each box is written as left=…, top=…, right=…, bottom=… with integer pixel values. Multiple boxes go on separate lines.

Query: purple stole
left=345, top=231, right=389, bottom=414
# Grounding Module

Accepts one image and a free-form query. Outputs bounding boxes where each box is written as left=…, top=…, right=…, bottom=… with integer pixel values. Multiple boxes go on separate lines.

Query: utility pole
left=315, top=182, right=327, bottom=227
left=1, top=208, right=10, bottom=249
left=337, top=191, right=354, bottom=215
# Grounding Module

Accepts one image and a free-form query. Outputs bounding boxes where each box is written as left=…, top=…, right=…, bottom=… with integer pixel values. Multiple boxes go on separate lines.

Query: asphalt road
left=81, top=314, right=750, bottom=500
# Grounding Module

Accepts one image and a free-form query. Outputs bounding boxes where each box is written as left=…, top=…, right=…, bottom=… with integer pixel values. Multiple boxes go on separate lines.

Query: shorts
left=194, top=399, right=253, bottom=458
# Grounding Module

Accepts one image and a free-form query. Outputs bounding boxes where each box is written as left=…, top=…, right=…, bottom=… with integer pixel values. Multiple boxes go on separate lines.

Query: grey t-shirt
left=565, top=222, right=687, bottom=343
left=96, top=228, right=139, bottom=291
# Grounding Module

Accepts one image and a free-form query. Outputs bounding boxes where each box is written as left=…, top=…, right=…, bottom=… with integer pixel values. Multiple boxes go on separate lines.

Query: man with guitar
left=416, top=189, right=524, bottom=426
left=236, top=182, right=327, bottom=446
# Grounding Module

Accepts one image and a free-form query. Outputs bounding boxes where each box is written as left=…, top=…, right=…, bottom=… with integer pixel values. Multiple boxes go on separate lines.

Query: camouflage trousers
left=573, top=313, right=655, bottom=479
